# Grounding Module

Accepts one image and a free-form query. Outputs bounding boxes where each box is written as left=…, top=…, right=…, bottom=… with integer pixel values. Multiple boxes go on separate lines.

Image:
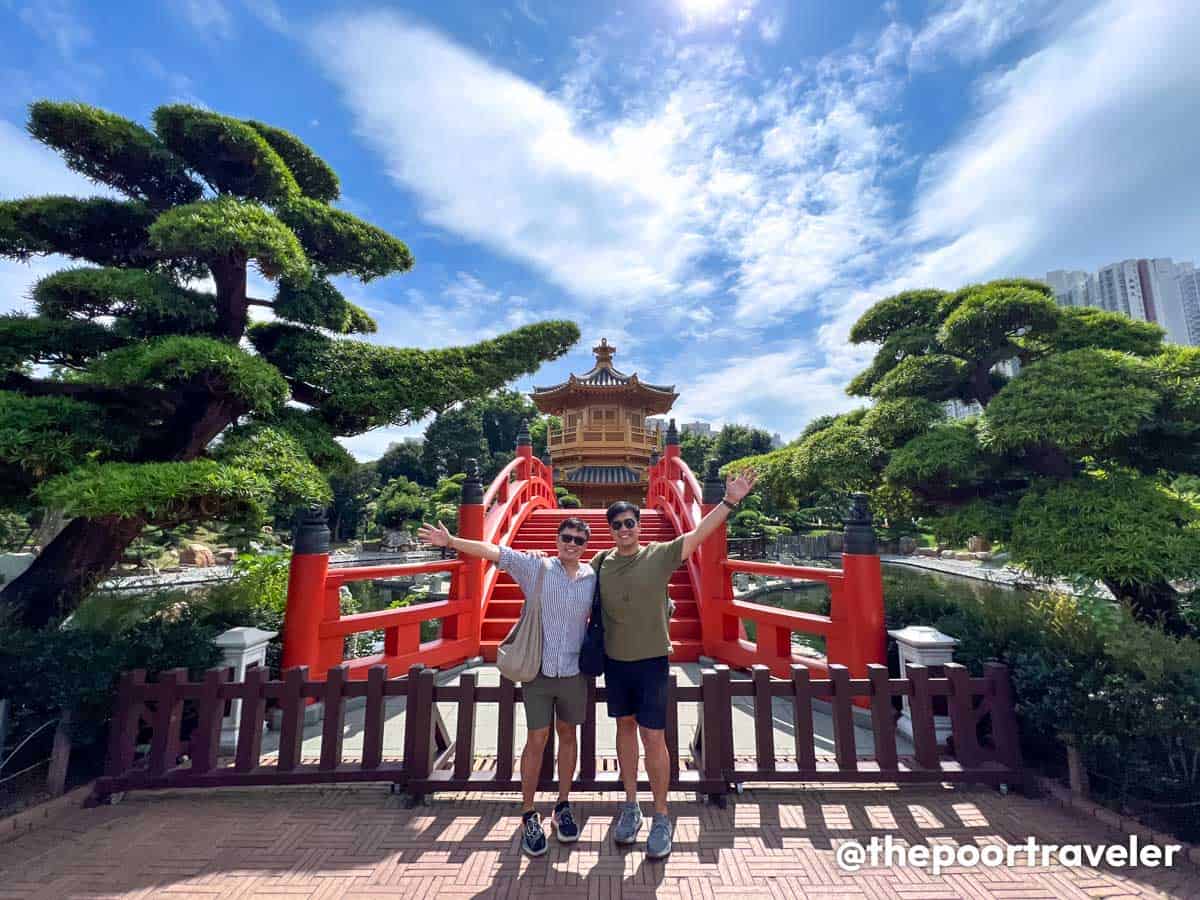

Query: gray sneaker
left=613, top=801, right=643, bottom=844
left=647, top=813, right=672, bottom=859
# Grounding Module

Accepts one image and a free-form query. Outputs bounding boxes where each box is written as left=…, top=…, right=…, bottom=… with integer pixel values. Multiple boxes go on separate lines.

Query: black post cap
left=701, top=458, right=725, bottom=505
left=461, top=458, right=484, bottom=505
left=516, top=419, right=532, bottom=448
left=842, top=492, right=876, bottom=554
left=293, top=505, right=330, bottom=555
left=666, top=418, right=679, bottom=445
left=649, top=449, right=660, bottom=467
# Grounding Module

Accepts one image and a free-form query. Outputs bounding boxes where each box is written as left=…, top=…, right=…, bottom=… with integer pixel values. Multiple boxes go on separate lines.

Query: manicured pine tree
left=0, top=101, right=578, bottom=628
left=727, top=279, right=1200, bottom=632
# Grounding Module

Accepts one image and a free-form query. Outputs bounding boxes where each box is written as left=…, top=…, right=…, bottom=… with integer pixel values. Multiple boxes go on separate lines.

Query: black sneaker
left=521, top=811, right=547, bottom=857
left=553, top=802, right=579, bottom=843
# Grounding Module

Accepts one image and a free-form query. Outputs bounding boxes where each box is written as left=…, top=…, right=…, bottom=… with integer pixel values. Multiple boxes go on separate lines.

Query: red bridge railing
left=281, top=428, right=555, bottom=680
left=283, top=417, right=884, bottom=687
left=646, top=432, right=886, bottom=685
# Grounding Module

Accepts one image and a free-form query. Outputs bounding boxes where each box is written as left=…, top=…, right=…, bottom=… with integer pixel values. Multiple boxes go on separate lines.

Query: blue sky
left=2, top=0, right=1198, bottom=460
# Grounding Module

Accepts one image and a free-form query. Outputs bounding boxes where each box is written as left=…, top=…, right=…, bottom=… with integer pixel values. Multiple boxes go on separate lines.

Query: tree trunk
left=34, top=507, right=70, bottom=550
left=1104, top=577, right=1188, bottom=635
left=210, top=254, right=248, bottom=340
left=1, top=514, right=146, bottom=629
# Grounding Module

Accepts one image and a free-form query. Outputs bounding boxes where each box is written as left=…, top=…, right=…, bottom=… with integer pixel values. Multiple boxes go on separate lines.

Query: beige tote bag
left=496, top=559, right=548, bottom=684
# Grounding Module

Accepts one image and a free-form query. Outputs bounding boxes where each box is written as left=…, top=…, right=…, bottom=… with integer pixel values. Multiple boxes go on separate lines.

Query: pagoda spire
left=592, top=337, right=616, bottom=368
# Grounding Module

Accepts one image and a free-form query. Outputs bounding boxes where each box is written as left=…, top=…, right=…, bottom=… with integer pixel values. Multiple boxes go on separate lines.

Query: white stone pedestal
left=215, top=626, right=276, bottom=749
left=889, top=625, right=958, bottom=745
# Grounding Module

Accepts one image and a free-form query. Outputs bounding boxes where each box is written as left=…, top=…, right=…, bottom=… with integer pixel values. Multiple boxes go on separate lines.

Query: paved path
left=2, top=784, right=1194, bottom=898
left=256, top=664, right=912, bottom=764
left=880, top=555, right=1113, bottom=597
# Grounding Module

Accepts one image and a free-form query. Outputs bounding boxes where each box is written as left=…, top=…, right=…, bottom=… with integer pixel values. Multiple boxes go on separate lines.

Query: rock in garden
left=826, top=532, right=843, bottom=552
left=179, top=544, right=216, bottom=567
left=967, top=535, right=992, bottom=552
left=915, top=547, right=939, bottom=557
left=897, top=537, right=917, bottom=555
left=215, top=548, right=238, bottom=564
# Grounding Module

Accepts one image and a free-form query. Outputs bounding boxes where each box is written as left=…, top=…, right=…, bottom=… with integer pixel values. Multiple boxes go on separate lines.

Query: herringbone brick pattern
left=0, top=785, right=1194, bottom=899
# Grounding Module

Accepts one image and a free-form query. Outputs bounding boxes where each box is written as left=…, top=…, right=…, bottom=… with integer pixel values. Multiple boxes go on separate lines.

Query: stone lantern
left=215, top=626, right=276, bottom=749
left=888, top=625, right=958, bottom=744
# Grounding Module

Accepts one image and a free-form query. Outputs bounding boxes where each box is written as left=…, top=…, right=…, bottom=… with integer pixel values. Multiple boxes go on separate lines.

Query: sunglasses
left=610, top=518, right=638, bottom=531
left=558, top=533, right=588, bottom=546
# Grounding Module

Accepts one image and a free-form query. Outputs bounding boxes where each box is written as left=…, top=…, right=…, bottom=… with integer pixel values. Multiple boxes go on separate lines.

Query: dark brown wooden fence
left=91, top=661, right=1022, bottom=805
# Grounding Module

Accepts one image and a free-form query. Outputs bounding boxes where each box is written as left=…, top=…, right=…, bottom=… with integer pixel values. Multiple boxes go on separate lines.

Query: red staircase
left=479, top=508, right=704, bottom=663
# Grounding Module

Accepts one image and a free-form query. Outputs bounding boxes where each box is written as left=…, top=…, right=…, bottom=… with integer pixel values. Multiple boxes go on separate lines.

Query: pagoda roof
left=562, top=465, right=643, bottom=484
left=532, top=338, right=678, bottom=413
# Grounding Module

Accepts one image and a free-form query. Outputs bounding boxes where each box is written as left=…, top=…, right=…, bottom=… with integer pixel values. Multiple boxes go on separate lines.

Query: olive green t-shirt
left=593, top=535, right=685, bottom=662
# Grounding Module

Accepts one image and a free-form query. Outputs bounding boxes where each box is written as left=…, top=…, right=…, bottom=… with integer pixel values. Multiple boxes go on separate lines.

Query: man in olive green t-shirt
left=593, top=467, right=758, bottom=860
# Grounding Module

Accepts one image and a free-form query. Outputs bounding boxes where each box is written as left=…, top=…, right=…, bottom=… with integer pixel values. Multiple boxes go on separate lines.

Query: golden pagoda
left=532, top=338, right=678, bottom=507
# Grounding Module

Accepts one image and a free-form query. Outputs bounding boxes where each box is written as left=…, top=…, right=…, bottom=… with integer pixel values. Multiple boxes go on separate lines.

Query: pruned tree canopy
left=727, top=278, right=1200, bottom=632
left=0, top=99, right=580, bottom=627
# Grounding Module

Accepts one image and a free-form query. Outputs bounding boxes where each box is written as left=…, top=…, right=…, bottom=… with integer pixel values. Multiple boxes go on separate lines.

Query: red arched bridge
left=280, top=429, right=886, bottom=684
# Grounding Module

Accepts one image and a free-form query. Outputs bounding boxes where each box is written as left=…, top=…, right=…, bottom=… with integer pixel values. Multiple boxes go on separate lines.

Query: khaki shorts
left=522, top=673, right=588, bottom=731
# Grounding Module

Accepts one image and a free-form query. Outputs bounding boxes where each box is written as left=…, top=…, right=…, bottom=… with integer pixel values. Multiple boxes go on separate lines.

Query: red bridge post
left=282, top=507, right=338, bottom=677
left=837, top=493, right=886, bottom=679
left=454, top=458, right=485, bottom=653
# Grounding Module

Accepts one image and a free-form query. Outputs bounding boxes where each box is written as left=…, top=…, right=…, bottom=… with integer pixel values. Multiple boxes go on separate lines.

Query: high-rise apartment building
left=1179, top=268, right=1200, bottom=344
left=1044, top=258, right=1198, bottom=345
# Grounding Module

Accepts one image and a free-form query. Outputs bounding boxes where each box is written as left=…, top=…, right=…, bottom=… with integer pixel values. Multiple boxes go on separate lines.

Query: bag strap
left=590, top=549, right=610, bottom=618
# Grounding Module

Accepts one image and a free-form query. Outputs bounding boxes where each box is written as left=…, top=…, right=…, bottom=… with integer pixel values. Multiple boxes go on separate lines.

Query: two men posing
left=417, top=467, right=756, bottom=860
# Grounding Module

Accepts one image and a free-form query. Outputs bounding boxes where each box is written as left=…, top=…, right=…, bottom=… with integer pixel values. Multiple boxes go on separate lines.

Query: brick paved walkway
left=0, top=784, right=1195, bottom=899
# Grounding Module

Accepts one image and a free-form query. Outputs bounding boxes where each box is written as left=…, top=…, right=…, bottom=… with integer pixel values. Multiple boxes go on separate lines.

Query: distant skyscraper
left=1097, top=261, right=1148, bottom=319
left=1045, top=270, right=1089, bottom=306
left=1179, top=268, right=1200, bottom=344
left=1045, top=259, right=1198, bottom=345
left=680, top=421, right=712, bottom=436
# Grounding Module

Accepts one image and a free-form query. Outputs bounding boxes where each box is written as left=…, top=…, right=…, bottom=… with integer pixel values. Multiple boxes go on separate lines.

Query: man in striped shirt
left=417, top=517, right=596, bottom=857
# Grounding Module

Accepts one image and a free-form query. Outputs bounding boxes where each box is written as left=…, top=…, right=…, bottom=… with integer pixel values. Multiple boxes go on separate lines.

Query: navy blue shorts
left=605, top=656, right=669, bottom=730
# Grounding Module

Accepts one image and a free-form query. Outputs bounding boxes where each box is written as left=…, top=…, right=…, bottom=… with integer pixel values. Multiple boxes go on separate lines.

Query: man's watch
left=721, top=498, right=739, bottom=511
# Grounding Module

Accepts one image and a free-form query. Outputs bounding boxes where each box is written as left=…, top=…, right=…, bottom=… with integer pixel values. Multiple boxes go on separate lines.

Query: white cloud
left=759, top=14, right=783, bottom=43
left=172, top=0, right=234, bottom=38
left=16, top=0, right=92, bottom=58
left=907, top=0, right=1059, bottom=70
left=662, top=347, right=864, bottom=441
left=516, top=0, right=547, bottom=27
left=312, top=13, right=898, bottom=334
left=906, top=0, right=1200, bottom=282
left=312, top=13, right=708, bottom=308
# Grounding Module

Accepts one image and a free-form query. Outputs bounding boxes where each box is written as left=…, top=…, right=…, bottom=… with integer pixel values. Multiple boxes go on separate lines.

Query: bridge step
left=490, top=582, right=696, bottom=601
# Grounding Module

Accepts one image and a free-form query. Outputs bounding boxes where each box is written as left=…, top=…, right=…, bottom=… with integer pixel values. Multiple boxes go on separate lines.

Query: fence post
left=282, top=507, right=332, bottom=676
left=455, top=459, right=484, bottom=653
left=699, top=458, right=728, bottom=659
left=837, top=493, right=886, bottom=686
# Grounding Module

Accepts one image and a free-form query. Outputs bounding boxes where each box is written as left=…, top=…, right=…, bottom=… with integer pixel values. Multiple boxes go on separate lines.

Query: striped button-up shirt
left=498, top=547, right=596, bottom=677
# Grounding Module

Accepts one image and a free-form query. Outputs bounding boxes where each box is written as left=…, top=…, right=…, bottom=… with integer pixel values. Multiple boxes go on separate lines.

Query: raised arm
left=680, top=468, right=758, bottom=560
left=417, top=520, right=501, bottom=562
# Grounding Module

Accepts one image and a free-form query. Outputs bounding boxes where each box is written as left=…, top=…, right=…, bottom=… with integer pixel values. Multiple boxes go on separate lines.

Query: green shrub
left=884, top=572, right=1200, bottom=841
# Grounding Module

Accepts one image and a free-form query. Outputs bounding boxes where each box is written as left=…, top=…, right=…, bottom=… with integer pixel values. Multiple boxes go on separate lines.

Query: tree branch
left=246, top=297, right=274, bottom=308
left=0, top=373, right=181, bottom=412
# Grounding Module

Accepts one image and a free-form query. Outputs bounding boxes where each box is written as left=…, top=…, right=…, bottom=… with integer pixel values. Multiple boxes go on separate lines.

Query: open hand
left=417, top=521, right=452, bottom=548
left=725, top=467, right=759, bottom=504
